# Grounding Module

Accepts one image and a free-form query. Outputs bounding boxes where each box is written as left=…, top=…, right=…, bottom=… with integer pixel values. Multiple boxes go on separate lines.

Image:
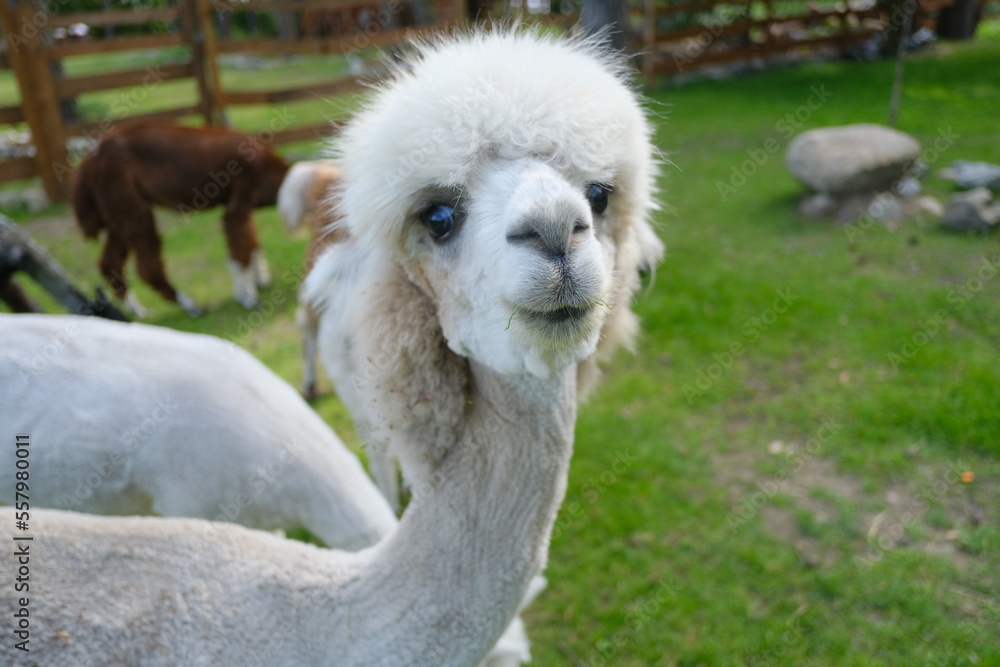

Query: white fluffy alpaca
left=1, top=313, right=536, bottom=666
left=3, top=28, right=662, bottom=665
left=0, top=313, right=396, bottom=551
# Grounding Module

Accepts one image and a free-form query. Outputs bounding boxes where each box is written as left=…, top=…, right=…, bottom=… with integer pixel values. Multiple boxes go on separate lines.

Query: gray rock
left=913, top=196, right=944, bottom=219
left=866, top=193, right=905, bottom=224
left=797, top=193, right=837, bottom=219
left=786, top=124, right=921, bottom=195
left=940, top=187, right=1000, bottom=233
left=938, top=161, right=1000, bottom=191
left=893, top=176, right=922, bottom=198
left=834, top=193, right=877, bottom=223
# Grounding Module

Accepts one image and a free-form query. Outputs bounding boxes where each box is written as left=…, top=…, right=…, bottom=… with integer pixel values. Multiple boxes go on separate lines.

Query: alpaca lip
left=521, top=305, right=592, bottom=324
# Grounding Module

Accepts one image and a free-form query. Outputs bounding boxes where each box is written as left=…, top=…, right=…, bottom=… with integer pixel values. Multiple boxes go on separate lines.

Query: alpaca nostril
left=508, top=216, right=584, bottom=258
left=506, top=230, right=541, bottom=245
left=507, top=228, right=570, bottom=260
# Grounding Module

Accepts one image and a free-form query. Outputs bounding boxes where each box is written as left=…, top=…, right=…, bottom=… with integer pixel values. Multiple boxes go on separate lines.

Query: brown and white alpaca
left=72, top=120, right=290, bottom=316
left=277, top=159, right=344, bottom=401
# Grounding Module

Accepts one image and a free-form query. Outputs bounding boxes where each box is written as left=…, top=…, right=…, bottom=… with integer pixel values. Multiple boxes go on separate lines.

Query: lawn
left=3, top=23, right=1000, bottom=666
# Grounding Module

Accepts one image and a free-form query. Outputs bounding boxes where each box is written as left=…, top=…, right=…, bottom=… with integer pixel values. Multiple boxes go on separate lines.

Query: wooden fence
left=0, top=0, right=462, bottom=201
left=634, top=0, right=957, bottom=85
left=0, top=0, right=965, bottom=201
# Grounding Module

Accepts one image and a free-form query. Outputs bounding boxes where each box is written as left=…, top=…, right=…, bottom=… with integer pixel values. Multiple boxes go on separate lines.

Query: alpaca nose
left=506, top=199, right=591, bottom=260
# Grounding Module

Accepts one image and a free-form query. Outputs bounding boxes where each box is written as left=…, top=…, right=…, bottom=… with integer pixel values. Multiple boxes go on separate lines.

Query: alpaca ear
left=349, top=253, right=470, bottom=482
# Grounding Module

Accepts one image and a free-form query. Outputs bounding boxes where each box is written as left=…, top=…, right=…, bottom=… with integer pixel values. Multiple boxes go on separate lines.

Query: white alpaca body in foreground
left=4, top=367, right=569, bottom=665
left=1, top=313, right=535, bottom=665
left=3, top=29, right=662, bottom=665
left=0, top=313, right=396, bottom=550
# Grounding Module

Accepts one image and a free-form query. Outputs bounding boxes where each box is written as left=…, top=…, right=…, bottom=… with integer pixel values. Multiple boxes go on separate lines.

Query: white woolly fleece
left=0, top=313, right=397, bottom=550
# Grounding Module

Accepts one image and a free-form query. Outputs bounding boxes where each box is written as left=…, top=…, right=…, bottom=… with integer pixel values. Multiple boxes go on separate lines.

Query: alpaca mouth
left=528, top=306, right=590, bottom=323
left=517, top=304, right=594, bottom=327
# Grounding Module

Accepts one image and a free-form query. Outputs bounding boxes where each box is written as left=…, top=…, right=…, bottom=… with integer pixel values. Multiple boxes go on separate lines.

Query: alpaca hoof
left=237, top=294, right=259, bottom=310
left=251, top=249, right=271, bottom=288
left=175, top=292, right=203, bottom=317
left=303, top=382, right=318, bottom=402
left=123, top=292, right=148, bottom=319
left=229, top=260, right=260, bottom=310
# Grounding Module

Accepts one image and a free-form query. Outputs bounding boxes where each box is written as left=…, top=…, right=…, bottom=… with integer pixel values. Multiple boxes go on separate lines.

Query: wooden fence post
left=643, top=0, right=655, bottom=88
left=179, top=0, right=226, bottom=126
left=0, top=0, right=70, bottom=201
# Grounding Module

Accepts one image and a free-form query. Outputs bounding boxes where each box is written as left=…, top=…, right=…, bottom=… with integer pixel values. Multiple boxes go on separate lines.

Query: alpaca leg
left=131, top=214, right=201, bottom=316
left=479, top=617, right=530, bottom=667
left=297, top=304, right=319, bottom=400
left=222, top=200, right=261, bottom=308
left=251, top=248, right=271, bottom=288
left=98, top=235, right=147, bottom=317
left=124, top=293, right=149, bottom=319
left=227, top=260, right=259, bottom=309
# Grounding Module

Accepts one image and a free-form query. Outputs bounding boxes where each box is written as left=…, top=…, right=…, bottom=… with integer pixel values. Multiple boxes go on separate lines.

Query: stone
left=786, top=124, right=921, bottom=195
left=865, top=193, right=905, bottom=224
left=834, top=193, right=876, bottom=223
left=940, top=187, right=1000, bottom=233
left=893, top=176, right=922, bottom=198
left=797, top=193, right=837, bottom=219
left=913, top=196, right=943, bottom=219
left=937, top=160, right=1000, bottom=191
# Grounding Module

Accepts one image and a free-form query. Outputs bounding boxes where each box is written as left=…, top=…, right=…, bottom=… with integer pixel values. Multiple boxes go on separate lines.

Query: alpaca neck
left=337, top=361, right=577, bottom=666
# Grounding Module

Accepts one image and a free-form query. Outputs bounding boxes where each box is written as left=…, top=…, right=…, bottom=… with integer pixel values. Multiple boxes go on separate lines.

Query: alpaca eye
left=421, top=204, right=458, bottom=242
left=585, top=183, right=612, bottom=215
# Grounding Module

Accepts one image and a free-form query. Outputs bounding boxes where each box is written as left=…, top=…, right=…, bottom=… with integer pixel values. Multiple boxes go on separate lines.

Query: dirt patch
left=21, top=213, right=78, bottom=239
left=714, top=441, right=993, bottom=574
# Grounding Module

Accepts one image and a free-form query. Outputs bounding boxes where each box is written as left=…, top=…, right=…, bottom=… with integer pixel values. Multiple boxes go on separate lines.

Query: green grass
left=4, top=24, right=1000, bottom=666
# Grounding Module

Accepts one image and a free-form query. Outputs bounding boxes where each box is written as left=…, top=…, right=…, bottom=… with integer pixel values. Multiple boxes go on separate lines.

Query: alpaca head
left=334, top=29, right=663, bottom=379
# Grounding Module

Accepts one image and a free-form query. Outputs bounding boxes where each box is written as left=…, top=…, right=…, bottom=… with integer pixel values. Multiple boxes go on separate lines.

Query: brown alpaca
left=276, top=160, right=344, bottom=400
left=72, top=121, right=290, bottom=316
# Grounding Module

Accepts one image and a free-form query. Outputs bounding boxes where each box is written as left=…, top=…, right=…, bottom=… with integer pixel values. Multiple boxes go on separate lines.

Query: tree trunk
left=581, top=0, right=630, bottom=50
left=937, top=0, right=983, bottom=40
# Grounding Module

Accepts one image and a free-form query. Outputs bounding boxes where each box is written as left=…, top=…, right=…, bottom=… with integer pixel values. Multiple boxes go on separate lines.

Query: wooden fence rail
left=0, top=0, right=963, bottom=201
left=635, top=0, right=957, bottom=86
left=0, top=0, right=463, bottom=201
